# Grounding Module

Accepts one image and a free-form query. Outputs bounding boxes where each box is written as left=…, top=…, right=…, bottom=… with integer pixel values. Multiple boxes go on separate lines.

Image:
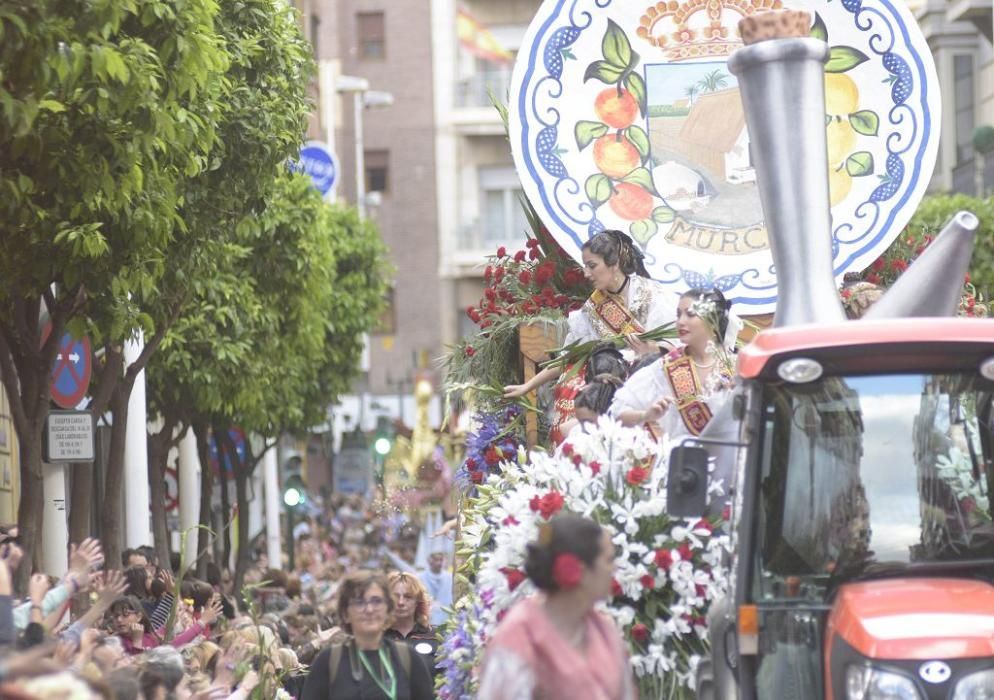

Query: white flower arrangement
left=440, top=417, right=732, bottom=700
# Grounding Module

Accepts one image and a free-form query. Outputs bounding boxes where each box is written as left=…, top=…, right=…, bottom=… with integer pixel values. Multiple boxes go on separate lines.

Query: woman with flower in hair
left=504, top=230, right=675, bottom=442
left=478, top=513, right=634, bottom=700
left=612, top=287, right=739, bottom=439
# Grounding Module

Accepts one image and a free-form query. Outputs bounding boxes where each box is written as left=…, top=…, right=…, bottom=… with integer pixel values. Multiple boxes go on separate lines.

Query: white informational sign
left=46, top=410, right=94, bottom=462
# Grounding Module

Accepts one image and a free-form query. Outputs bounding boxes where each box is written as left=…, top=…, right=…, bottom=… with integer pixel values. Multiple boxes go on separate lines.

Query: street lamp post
left=334, top=75, right=394, bottom=218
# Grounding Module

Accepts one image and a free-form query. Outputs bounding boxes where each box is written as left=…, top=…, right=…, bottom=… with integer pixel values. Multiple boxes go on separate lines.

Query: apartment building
left=911, top=0, right=994, bottom=193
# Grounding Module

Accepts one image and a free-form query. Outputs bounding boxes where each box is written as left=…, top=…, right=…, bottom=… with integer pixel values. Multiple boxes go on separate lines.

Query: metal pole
left=286, top=506, right=295, bottom=571
left=354, top=91, right=366, bottom=219
left=262, top=446, right=281, bottom=569
left=41, top=462, right=67, bottom=577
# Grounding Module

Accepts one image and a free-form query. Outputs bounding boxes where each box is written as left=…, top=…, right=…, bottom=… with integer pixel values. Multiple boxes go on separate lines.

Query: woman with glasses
left=300, top=571, right=433, bottom=700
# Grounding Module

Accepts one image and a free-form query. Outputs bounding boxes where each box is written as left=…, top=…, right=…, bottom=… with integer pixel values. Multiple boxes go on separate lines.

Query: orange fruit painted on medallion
left=593, top=134, right=640, bottom=179
left=595, top=87, right=639, bottom=129
left=608, top=182, right=654, bottom=220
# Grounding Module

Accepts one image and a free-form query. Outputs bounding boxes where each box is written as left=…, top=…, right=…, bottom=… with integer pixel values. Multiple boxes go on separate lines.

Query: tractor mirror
left=667, top=445, right=709, bottom=517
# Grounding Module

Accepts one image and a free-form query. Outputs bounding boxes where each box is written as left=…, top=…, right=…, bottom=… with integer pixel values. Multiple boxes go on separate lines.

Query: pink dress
left=478, top=596, right=634, bottom=700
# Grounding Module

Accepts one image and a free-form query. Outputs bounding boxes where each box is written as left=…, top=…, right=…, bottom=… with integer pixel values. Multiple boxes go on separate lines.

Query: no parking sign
left=41, top=323, right=92, bottom=409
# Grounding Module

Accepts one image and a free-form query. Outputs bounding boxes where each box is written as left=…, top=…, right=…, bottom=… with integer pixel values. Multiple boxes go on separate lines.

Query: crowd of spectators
left=0, top=493, right=455, bottom=699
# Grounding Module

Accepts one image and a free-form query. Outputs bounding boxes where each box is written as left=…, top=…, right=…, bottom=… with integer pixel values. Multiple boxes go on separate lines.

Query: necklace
left=354, top=644, right=397, bottom=700
left=692, top=357, right=716, bottom=369
left=607, top=276, right=629, bottom=296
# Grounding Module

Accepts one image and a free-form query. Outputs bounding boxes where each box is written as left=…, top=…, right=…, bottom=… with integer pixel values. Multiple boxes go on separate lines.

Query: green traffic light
left=374, top=437, right=392, bottom=456
left=283, top=487, right=302, bottom=507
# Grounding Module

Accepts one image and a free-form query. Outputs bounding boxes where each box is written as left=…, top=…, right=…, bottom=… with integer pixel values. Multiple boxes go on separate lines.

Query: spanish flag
left=456, top=5, right=513, bottom=63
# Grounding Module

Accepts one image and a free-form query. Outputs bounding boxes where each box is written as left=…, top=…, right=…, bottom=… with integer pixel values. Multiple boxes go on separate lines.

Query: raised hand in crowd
left=66, top=537, right=104, bottom=592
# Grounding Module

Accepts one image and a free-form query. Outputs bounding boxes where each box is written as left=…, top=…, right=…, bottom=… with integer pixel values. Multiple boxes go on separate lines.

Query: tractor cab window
left=755, top=372, right=994, bottom=601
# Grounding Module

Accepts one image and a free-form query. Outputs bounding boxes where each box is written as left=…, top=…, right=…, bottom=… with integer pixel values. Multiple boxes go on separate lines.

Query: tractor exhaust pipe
left=865, top=211, right=979, bottom=319
left=728, top=12, right=846, bottom=327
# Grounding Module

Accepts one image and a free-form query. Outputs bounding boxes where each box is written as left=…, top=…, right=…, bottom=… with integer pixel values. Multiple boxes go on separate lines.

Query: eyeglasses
left=348, top=596, right=387, bottom=610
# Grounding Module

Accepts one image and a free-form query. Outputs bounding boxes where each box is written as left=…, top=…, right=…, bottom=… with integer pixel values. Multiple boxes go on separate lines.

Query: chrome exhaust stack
left=728, top=12, right=846, bottom=327
left=865, top=211, right=979, bottom=319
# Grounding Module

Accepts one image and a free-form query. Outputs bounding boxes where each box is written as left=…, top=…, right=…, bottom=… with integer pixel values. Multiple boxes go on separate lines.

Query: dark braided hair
left=574, top=373, right=623, bottom=417
left=582, top=230, right=649, bottom=277
left=583, top=343, right=628, bottom=382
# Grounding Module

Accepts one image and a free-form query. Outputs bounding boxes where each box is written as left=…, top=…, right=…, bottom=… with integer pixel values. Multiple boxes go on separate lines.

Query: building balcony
left=451, top=69, right=512, bottom=133
left=947, top=0, right=993, bottom=42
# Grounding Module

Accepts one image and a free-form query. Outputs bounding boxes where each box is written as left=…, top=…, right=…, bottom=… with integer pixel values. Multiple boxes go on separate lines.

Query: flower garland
left=439, top=418, right=731, bottom=700
left=456, top=405, right=524, bottom=491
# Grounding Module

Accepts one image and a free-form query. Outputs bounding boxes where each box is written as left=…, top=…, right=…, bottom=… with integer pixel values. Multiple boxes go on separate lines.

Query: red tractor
left=670, top=319, right=994, bottom=699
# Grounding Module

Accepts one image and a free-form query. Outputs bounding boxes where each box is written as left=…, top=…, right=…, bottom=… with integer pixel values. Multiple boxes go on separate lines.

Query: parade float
left=439, top=1, right=992, bottom=698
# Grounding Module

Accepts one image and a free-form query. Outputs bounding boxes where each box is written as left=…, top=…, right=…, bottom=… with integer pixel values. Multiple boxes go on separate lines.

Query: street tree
left=0, top=0, right=228, bottom=581
left=145, top=174, right=388, bottom=586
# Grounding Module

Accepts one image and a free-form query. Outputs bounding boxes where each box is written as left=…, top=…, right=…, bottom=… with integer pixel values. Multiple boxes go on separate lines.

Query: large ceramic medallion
left=509, top=0, right=939, bottom=313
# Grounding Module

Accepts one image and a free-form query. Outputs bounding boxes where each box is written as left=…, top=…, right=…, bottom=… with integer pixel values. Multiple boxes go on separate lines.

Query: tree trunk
left=67, top=461, right=94, bottom=545
left=16, top=430, right=45, bottom=589
left=233, top=468, right=251, bottom=595
left=147, top=418, right=177, bottom=570
left=218, top=455, right=231, bottom=570
left=194, top=423, right=213, bottom=579
left=100, top=387, right=131, bottom=570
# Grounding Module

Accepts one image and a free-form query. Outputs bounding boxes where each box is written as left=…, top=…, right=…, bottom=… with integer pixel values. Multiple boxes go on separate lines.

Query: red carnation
left=866, top=273, right=881, bottom=285
left=871, top=258, right=885, bottom=271
left=494, top=267, right=505, bottom=282
left=631, top=623, right=650, bottom=642
left=484, top=265, right=493, bottom=281
left=965, top=273, right=972, bottom=284
left=611, top=578, right=623, bottom=597
left=535, top=262, right=554, bottom=285
left=531, top=490, right=565, bottom=519
left=528, top=248, right=539, bottom=260
left=502, top=515, right=519, bottom=526
left=677, top=542, right=694, bottom=561
left=890, top=259, right=908, bottom=273
left=721, top=504, right=732, bottom=521
left=464, top=346, right=475, bottom=357
left=625, top=466, right=649, bottom=486
left=514, top=250, right=527, bottom=263
left=571, top=454, right=583, bottom=467
left=496, top=246, right=507, bottom=257
left=640, top=574, right=655, bottom=590
left=470, top=470, right=484, bottom=484
left=500, top=567, right=527, bottom=592
left=484, top=287, right=496, bottom=301
left=518, top=270, right=532, bottom=285
left=654, top=549, right=673, bottom=570
left=561, top=443, right=573, bottom=457
left=465, top=457, right=477, bottom=469
left=589, top=460, right=602, bottom=475
left=526, top=238, right=539, bottom=249
left=484, top=447, right=500, bottom=466
left=693, top=518, right=713, bottom=534
left=481, top=319, right=492, bottom=328
left=551, top=552, right=584, bottom=589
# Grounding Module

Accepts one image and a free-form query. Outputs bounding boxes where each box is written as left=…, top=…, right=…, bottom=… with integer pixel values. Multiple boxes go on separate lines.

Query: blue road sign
left=209, top=427, right=248, bottom=476
left=292, top=142, right=338, bottom=196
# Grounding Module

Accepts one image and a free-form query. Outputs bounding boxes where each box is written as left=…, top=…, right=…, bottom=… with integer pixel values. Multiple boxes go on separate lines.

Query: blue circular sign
left=294, top=141, right=338, bottom=196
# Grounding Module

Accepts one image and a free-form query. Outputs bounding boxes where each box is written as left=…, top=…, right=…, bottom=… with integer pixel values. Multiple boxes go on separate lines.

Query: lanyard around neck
left=357, top=645, right=397, bottom=700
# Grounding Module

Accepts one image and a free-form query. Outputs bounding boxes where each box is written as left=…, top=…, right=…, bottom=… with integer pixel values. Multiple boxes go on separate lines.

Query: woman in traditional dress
left=478, top=514, right=635, bottom=700
left=611, top=287, right=737, bottom=439
left=503, top=230, right=675, bottom=442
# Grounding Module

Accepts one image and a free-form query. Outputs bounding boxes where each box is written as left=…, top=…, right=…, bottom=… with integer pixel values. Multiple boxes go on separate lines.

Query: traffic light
left=283, top=473, right=306, bottom=509
left=373, top=416, right=393, bottom=457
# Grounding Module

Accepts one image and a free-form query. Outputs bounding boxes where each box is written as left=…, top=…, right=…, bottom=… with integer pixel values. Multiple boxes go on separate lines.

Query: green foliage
left=0, top=0, right=229, bottom=331
left=907, top=193, right=994, bottom=295
left=147, top=173, right=389, bottom=438
left=973, top=125, right=994, bottom=155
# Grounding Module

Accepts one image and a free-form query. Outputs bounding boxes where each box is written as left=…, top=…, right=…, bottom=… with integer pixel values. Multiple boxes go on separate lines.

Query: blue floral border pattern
left=513, top=0, right=933, bottom=311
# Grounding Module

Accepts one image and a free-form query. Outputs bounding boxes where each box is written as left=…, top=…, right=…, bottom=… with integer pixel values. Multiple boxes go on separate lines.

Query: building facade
left=911, top=0, right=994, bottom=194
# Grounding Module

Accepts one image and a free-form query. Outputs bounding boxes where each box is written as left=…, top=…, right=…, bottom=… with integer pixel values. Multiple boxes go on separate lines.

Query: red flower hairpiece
left=551, top=552, right=584, bottom=590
